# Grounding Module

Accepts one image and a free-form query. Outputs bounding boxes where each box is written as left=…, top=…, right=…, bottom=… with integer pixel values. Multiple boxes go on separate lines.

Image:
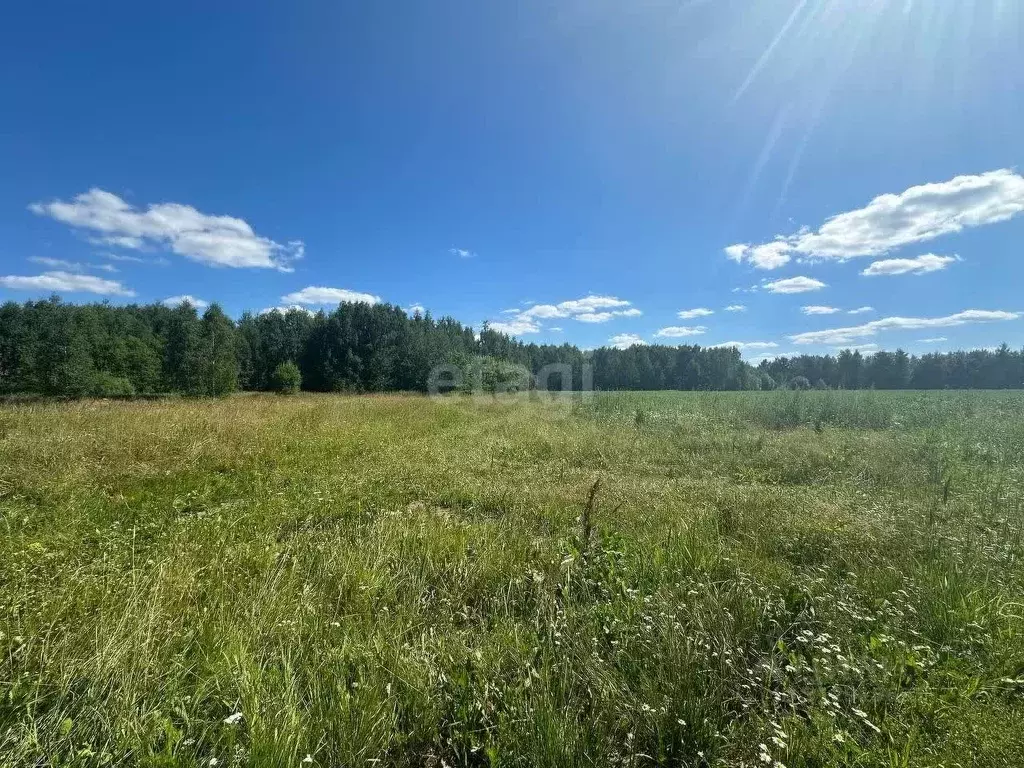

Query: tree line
left=755, top=347, right=1024, bottom=391
left=1, top=297, right=1022, bottom=396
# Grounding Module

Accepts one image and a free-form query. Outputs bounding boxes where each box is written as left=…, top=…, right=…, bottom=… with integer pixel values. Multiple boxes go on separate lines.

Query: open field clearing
left=2, top=391, right=1024, bottom=767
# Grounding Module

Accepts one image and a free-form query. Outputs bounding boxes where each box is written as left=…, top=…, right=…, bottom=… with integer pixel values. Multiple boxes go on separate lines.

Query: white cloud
left=919, top=336, right=947, bottom=343
left=30, top=188, right=303, bottom=271
left=406, top=303, right=427, bottom=315
left=847, top=306, right=874, bottom=315
left=723, top=244, right=748, bottom=262
left=763, top=276, right=826, bottom=294
left=609, top=333, right=646, bottom=349
left=281, top=286, right=381, bottom=306
left=520, top=304, right=564, bottom=318
left=29, top=256, right=81, bottom=271
left=726, top=169, right=1024, bottom=269
left=574, top=308, right=640, bottom=322
left=710, top=341, right=778, bottom=351
left=724, top=304, right=747, bottom=312
left=801, top=305, right=840, bottom=315
left=103, top=252, right=171, bottom=267
left=487, top=318, right=540, bottom=335
left=576, top=312, right=615, bottom=323
left=548, top=326, right=563, bottom=332
left=654, top=325, right=707, bottom=338
left=0, top=270, right=135, bottom=297
left=450, top=247, right=475, bottom=258
left=94, top=235, right=146, bottom=250
left=28, top=256, right=120, bottom=274
left=516, top=295, right=633, bottom=320
left=724, top=240, right=793, bottom=269
left=790, top=309, right=1020, bottom=345
left=678, top=307, right=714, bottom=319
left=861, top=253, right=957, bottom=276
left=493, top=294, right=639, bottom=331
left=162, top=295, right=209, bottom=310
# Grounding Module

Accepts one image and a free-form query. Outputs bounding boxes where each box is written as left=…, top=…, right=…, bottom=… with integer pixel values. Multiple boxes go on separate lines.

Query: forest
left=1, top=297, right=1022, bottom=396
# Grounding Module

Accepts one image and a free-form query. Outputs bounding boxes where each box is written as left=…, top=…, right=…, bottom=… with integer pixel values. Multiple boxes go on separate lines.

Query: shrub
left=89, top=372, right=136, bottom=398
left=271, top=361, right=302, bottom=394
left=460, top=356, right=532, bottom=394
left=788, top=375, right=811, bottom=390
left=482, top=357, right=531, bottom=393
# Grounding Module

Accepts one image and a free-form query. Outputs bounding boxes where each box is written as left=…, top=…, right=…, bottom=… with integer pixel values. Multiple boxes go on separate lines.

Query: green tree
left=163, top=303, right=205, bottom=394
left=0, top=302, right=30, bottom=394
left=199, top=304, right=238, bottom=396
left=836, top=349, right=863, bottom=389
left=271, top=361, right=302, bottom=394
left=35, top=303, right=95, bottom=397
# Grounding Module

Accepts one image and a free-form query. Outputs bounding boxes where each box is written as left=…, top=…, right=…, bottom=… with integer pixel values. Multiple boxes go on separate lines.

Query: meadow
left=1, top=390, right=1023, bottom=767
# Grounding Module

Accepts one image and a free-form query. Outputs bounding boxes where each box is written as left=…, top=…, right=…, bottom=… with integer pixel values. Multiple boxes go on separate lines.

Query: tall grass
left=582, top=388, right=1014, bottom=432
left=1, top=392, right=1023, bottom=766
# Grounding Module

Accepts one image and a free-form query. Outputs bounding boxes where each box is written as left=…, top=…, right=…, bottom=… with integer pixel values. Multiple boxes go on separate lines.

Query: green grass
left=2, top=391, right=1023, bottom=767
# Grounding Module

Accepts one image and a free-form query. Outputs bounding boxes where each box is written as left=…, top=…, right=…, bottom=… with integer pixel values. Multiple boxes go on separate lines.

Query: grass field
left=2, top=391, right=1024, bottom=767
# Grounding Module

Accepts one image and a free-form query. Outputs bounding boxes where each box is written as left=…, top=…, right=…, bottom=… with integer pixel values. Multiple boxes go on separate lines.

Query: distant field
left=2, top=391, right=1023, bottom=767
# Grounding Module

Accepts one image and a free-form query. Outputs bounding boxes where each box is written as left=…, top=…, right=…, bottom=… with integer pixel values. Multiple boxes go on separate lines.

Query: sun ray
left=733, top=0, right=811, bottom=102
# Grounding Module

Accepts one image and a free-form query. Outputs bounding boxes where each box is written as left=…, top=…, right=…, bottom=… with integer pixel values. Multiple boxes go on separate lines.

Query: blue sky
left=2, top=0, right=1022, bottom=360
